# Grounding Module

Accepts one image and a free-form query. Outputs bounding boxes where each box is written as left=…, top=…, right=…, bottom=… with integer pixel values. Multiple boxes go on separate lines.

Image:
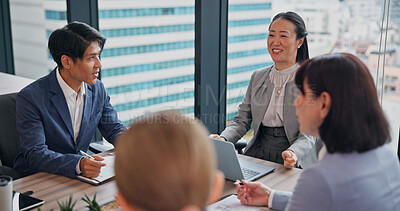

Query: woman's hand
left=282, top=150, right=298, bottom=168
left=235, top=180, right=271, bottom=206
left=209, top=134, right=226, bottom=141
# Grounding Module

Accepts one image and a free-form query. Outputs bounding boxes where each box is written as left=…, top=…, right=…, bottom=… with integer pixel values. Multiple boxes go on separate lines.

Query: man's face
left=68, top=42, right=102, bottom=86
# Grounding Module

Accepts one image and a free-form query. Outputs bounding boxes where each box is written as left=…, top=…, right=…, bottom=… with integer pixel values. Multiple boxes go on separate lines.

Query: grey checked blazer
left=220, top=66, right=317, bottom=168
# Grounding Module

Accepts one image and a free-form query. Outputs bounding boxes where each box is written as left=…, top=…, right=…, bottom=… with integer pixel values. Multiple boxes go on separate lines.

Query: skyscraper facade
left=11, top=0, right=273, bottom=127
left=98, top=0, right=273, bottom=126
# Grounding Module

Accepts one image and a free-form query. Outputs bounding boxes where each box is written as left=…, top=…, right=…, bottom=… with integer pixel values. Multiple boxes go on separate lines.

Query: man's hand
left=282, top=150, right=298, bottom=169
left=209, top=134, right=226, bottom=141
left=235, top=180, right=271, bottom=206
left=79, top=155, right=105, bottom=178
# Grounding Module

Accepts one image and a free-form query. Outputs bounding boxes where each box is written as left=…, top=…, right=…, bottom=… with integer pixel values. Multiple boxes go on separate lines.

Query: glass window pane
left=226, top=0, right=273, bottom=139
left=226, top=0, right=399, bottom=154
left=98, top=0, right=195, bottom=127
left=10, top=0, right=67, bottom=79
left=382, top=0, right=400, bottom=153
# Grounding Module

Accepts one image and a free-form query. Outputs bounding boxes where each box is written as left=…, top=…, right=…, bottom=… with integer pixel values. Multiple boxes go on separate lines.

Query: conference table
left=13, top=155, right=302, bottom=210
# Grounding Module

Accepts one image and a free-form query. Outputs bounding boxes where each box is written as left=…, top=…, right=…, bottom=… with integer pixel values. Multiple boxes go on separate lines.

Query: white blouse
left=262, top=63, right=299, bottom=127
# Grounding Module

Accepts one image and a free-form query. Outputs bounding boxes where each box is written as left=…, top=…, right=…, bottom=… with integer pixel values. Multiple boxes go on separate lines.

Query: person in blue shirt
left=235, top=53, right=400, bottom=211
left=14, top=21, right=126, bottom=178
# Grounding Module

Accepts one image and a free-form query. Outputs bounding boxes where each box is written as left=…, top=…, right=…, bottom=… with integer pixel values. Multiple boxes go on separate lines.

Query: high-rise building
left=18, top=0, right=273, bottom=126
left=226, top=0, right=273, bottom=121
left=98, top=0, right=274, bottom=125
left=97, top=0, right=196, bottom=126
left=10, top=0, right=67, bottom=79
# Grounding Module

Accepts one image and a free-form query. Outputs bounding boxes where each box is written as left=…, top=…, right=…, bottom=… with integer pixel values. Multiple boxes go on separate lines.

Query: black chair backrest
left=0, top=93, right=20, bottom=167
left=398, top=127, right=400, bottom=161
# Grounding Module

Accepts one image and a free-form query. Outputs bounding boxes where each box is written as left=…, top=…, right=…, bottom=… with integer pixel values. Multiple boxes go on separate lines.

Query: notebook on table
left=210, top=138, right=275, bottom=181
left=207, top=194, right=266, bottom=211
left=77, top=155, right=115, bottom=185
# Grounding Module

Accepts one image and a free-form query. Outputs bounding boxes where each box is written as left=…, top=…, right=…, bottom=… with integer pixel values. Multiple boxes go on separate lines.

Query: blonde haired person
left=115, top=111, right=224, bottom=211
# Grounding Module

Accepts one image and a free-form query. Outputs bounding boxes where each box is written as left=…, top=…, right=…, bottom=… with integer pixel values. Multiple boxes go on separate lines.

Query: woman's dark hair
left=269, top=11, right=309, bottom=63
left=48, top=21, right=106, bottom=68
left=295, top=53, right=390, bottom=153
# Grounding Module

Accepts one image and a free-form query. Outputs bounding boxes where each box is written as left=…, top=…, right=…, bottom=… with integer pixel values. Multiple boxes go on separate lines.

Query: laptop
left=211, top=138, right=275, bottom=181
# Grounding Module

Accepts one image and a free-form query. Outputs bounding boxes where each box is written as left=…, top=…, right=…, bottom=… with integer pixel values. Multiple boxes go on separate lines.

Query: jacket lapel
left=49, top=69, right=74, bottom=139
left=283, top=80, right=299, bottom=142
left=77, top=84, right=92, bottom=147
left=253, top=67, right=274, bottom=135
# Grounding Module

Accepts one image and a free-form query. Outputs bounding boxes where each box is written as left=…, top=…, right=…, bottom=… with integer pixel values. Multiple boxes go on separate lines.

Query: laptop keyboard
left=241, top=167, right=260, bottom=180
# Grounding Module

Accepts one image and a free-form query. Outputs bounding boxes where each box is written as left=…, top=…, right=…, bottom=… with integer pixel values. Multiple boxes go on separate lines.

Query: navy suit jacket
left=14, top=69, right=126, bottom=178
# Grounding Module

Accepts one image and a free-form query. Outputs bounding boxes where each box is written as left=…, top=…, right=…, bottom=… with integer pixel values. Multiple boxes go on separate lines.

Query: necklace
left=277, top=88, right=282, bottom=95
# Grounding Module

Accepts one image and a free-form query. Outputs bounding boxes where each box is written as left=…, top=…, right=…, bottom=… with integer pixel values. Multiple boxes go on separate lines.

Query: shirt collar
left=56, top=67, right=86, bottom=98
left=271, top=63, right=300, bottom=75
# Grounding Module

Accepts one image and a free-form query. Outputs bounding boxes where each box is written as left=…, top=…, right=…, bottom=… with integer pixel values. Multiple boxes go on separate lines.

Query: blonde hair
left=115, top=111, right=216, bottom=211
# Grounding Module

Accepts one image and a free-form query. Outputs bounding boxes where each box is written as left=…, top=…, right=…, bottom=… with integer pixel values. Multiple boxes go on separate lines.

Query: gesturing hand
left=282, top=150, right=298, bottom=169
left=79, top=155, right=105, bottom=178
left=235, top=180, right=271, bottom=206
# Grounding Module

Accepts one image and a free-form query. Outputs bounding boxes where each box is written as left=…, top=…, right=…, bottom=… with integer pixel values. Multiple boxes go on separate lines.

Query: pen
left=79, top=150, right=95, bottom=160
left=234, top=181, right=244, bottom=185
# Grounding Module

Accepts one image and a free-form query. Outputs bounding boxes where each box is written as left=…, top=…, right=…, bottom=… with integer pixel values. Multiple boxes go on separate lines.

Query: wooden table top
left=222, top=155, right=302, bottom=195
left=13, top=172, right=117, bottom=210
left=13, top=155, right=302, bottom=210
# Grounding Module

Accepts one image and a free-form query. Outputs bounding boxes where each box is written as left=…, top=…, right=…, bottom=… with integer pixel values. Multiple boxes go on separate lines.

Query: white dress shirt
left=262, top=63, right=299, bottom=127
left=56, top=68, right=85, bottom=174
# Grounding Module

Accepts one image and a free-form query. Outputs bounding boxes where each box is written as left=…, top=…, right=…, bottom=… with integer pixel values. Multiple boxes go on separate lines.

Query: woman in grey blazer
left=235, top=53, right=400, bottom=211
left=211, top=12, right=317, bottom=169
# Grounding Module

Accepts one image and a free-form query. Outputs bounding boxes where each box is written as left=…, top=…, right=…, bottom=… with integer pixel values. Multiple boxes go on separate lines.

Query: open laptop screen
left=210, top=138, right=275, bottom=181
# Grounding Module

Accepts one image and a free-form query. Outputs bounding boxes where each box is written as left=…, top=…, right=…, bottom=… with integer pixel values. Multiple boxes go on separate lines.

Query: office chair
left=235, top=142, right=247, bottom=154
left=234, top=139, right=247, bottom=154
left=0, top=93, right=24, bottom=180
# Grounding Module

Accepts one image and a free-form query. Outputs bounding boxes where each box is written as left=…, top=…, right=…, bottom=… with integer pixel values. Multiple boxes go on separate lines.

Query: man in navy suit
left=13, top=21, right=126, bottom=178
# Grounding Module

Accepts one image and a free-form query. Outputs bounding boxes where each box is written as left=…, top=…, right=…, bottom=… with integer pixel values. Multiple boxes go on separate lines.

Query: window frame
left=0, top=0, right=14, bottom=75
left=195, top=0, right=228, bottom=133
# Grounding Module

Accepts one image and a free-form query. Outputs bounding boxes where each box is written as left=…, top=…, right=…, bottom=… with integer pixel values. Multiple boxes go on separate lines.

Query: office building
left=7, top=0, right=400, bottom=148
left=10, top=0, right=273, bottom=126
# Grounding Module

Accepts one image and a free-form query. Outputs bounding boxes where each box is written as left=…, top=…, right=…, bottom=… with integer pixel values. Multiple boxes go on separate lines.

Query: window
left=98, top=0, right=195, bottom=127
left=10, top=0, right=67, bottom=79
left=382, top=0, right=400, bottom=153
left=226, top=0, right=400, bottom=153
left=226, top=0, right=274, bottom=139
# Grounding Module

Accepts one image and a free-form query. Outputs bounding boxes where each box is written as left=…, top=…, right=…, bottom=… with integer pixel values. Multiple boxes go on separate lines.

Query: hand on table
left=282, top=150, right=298, bottom=169
left=79, top=155, right=105, bottom=178
left=209, top=134, right=227, bottom=141
left=235, top=180, right=271, bottom=206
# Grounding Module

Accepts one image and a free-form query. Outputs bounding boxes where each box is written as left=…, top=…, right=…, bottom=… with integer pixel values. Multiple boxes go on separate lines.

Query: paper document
left=77, top=155, right=115, bottom=185
left=207, top=195, right=270, bottom=211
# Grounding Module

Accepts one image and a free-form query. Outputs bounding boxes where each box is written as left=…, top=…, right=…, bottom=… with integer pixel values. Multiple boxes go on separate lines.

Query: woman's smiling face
left=267, top=18, right=303, bottom=70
